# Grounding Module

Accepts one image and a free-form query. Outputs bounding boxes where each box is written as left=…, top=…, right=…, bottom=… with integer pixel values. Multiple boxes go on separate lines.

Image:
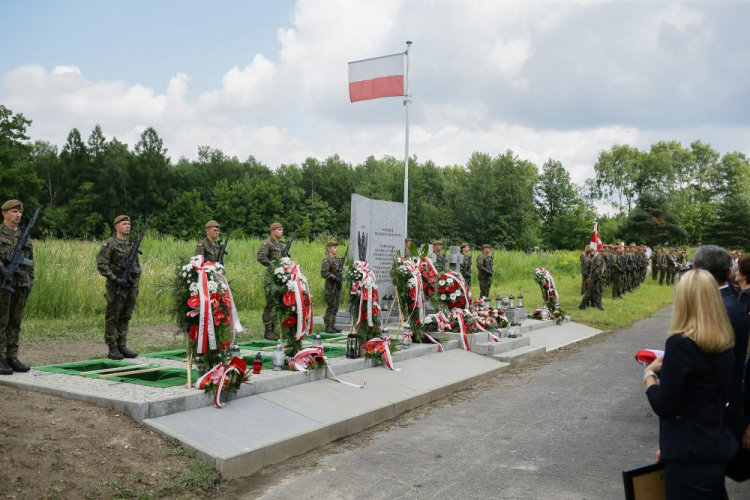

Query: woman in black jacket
left=644, top=269, right=738, bottom=499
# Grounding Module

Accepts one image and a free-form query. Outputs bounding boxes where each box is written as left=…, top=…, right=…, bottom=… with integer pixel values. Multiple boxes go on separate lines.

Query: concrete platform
left=144, top=349, right=511, bottom=479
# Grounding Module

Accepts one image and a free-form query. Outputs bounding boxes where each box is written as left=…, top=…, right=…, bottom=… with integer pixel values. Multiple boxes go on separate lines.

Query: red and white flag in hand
left=348, top=53, right=405, bottom=103
left=590, top=221, right=603, bottom=251
left=635, top=349, right=664, bottom=366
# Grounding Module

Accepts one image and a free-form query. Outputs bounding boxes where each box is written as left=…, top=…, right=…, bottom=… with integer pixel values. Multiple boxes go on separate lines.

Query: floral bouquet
left=360, top=337, right=400, bottom=371
left=347, top=261, right=382, bottom=341
left=391, top=255, right=438, bottom=342
left=529, top=308, right=552, bottom=321
left=169, top=255, right=243, bottom=375
left=423, top=309, right=501, bottom=351
left=474, top=306, right=509, bottom=329
left=195, top=356, right=249, bottom=408
left=288, top=346, right=325, bottom=372
left=434, top=271, right=471, bottom=311
left=534, top=267, right=560, bottom=311
left=269, top=257, right=313, bottom=357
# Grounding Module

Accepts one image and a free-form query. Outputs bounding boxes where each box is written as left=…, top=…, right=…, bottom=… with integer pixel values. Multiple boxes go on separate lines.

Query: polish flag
left=635, top=349, right=664, bottom=366
left=348, top=53, right=405, bottom=103
left=590, top=221, right=602, bottom=251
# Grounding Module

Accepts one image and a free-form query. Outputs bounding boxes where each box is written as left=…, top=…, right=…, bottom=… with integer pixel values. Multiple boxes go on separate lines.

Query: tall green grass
left=26, top=240, right=673, bottom=335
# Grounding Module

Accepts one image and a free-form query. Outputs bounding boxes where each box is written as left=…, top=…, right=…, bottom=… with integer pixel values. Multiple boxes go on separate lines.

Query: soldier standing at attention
left=476, top=244, right=493, bottom=299
left=195, top=220, right=221, bottom=263
left=580, top=248, right=605, bottom=310
left=320, top=241, right=343, bottom=334
left=257, top=222, right=285, bottom=340
left=96, top=215, right=140, bottom=360
left=580, top=246, right=592, bottom=295
left=0, top=200, right=33, bottom=374
left=658, top=246, right=668, bottom=286
left=611, top=244, right=624, bottom=299
left=404, top=237, right=413, bottom=256
left=666, top=248, right=677, bottom=286
left=459, top=243, right=472, bottom=285
left=651, top=246, right=661, bottom=281
left=432, top=240, right=445, bottom=272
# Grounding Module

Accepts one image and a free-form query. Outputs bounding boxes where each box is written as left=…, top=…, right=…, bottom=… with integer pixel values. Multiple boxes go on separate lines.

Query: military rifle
left=217, top=234, right=230, bottom=265
left=488, top=249, right=495, bottom=278
left=1, top=208, right=40, bottom=294
left=281, top=230, right=297, bottom=258
left=332, top=246, right=349, bottom=296
left=116, top=222, right=148, bottom=298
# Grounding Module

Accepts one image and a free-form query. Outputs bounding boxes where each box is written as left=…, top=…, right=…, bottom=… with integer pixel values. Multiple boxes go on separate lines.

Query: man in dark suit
left=694, top=245, right=750, bottom=446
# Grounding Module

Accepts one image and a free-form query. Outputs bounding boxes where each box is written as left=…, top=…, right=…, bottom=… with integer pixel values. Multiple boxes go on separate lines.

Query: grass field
left=22, top=237, right=676, bottom=350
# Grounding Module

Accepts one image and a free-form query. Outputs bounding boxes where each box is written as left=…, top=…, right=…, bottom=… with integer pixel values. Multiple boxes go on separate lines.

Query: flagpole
left=403, top=41, right=412, bottom=239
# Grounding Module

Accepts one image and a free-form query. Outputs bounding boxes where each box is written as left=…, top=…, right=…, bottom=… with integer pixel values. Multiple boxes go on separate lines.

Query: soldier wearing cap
left=476, top=244, right=493, bottom=299
left=611, top=244, right=624, bottom=299
left=580, top=246, right=593, bottom=296
left=320, top=241, right=343, bottom=334
left=195, top=220, right=222, bottom=264
left=96, top=215, right=141, bottom=360
left=404, top=237, right=413, bottom=256
left=0, top=200, right=34, bottom=374
left=257, top=222, right=285, bottom=340
left=459, top=243, right=472, bottom=285
left=432, top=240, right=445, bottom=272
left=651, top=246, right=661, bottom=282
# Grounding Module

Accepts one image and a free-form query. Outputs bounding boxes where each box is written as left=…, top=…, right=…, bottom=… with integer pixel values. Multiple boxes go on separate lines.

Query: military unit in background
left=460, top=242, right=472, bottom=285
left=256, top=222, right=285, bottom=340
left=476, top=244, right=494, bottom=299
left=432, top=240, right=445, bottom=272
left=96, top=215, right=143, bottom=360
left=320, top=241, right=343, bottom=334
left=0, top=200, right=34, bottom=374
left=579, top=242, right=688, bottom=311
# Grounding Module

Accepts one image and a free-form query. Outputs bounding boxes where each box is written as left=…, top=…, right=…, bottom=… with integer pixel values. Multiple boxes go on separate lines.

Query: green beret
left=432, top=240, right=443, bottom=246
left=205, top=220, right=220, bottom=229
left=1, top=199, right=22, bottom=211
left=326, top=241, right=338, bottom=248
left=113, top=215, right=130, bottom=226
left=482, top=244, right=491, bottom=250
left=269, top=222, right=282, bottom=231
left=460, top=242, right=470, bottom=250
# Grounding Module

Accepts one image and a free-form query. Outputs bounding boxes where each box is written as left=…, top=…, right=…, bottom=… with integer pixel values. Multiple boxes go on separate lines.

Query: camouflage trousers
left=479, top=277, right=491, bottom=299
left=580, top=280, right=604, bottom=308
left=0, top=287, right=29, bottom=358
left=324, top=291, right=341, bottom=329
left=659, top=267, right=666, bottom=285
left=611, top=274, right=622, bottom=298
left=262, top=293, right=277, bottom=334
left=104, top=283, right=138, bottom=347
left=652, top=265, right=659, bottom=281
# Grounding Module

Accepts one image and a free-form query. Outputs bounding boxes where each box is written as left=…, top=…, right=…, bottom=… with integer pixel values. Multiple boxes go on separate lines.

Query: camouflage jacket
left=195, top=237, right=221, bottom=264
left=0, top=222, right=34, bottom=287
left=256, top=238, right=284, bottom=268
left=588, top=254, right=606, bottom=282
left=476, top=253, right=492, bottom=278
left=320, top=255, right=341, bottom=295
left=97, top=236, right=141, bottom=285
left=652, top=251, right=661, bottom=268
left=460, top=255, right=472, bottom=283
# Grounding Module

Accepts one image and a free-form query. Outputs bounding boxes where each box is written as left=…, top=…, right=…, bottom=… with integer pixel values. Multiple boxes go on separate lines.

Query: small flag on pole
left=590, top=221, right=602, bottom=251
left=348, top=53, right=405, bottom=103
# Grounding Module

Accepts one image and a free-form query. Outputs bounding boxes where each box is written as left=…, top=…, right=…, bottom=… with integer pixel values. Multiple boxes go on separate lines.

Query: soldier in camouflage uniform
left=599, top=246, right=609, bottom=290
left=256, top=222, right=285, bottom=340
left=432, top=240, right=445, bottom=272
left=320, top=241, right=343, bottom=333
left=665, top=248, right=677, bottom=286
left=651, top=246, right=661, bottom=281
left=580, top=246, right=593, bottom=295
left=0, top=200, right=33, bottom=374
left=476, top=244, right=493, bottom=299
left=579, top=248, right=605, bottom=310
left=459, top=243, right=472, bottom=285
left=195, top=220, right=221, bottom=263
left=611, top=244, right=624, bottom=299
left=96, top=215, right=141, bottom=360
left=658, top=247, right=668, bottom=286
left=404, top=237, right=413, bottom=256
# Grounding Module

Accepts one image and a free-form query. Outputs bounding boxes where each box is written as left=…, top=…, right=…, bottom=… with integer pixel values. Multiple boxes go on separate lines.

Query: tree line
left=1, top=104, right=749, bottom=250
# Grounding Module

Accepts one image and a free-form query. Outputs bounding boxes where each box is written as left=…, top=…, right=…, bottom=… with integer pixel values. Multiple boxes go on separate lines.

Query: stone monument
left=349, top=194, right=406, bottom=298
left=445, top=245, right=463, bottom=273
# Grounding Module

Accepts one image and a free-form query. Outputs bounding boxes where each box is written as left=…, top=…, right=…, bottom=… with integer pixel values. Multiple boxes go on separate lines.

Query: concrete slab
left=525, top=321, right=602, bottom=351
left=494, top=345, right=547, bottom=365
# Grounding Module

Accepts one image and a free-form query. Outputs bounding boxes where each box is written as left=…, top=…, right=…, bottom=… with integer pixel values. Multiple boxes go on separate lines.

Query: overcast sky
left=2, top=0, right=749, bottom=185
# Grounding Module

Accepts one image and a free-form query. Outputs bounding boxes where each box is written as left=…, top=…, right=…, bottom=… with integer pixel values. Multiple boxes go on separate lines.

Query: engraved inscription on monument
left=349, top=194, right=406, bottom=297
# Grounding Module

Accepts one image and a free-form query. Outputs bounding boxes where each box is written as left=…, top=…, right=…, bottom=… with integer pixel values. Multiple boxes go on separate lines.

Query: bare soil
left=0, top=328, right=220, bottom=500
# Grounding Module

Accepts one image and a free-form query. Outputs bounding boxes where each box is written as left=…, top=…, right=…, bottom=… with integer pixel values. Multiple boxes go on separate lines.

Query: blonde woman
left=644, top=269, right=738, bottom=499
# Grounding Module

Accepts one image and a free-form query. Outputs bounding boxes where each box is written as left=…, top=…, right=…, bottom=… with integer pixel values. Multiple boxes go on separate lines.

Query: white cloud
left=1, top=0, right=749, bottom=187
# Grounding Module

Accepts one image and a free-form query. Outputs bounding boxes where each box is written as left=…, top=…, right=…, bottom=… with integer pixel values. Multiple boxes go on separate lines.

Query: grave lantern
left=495, top=296, right=502, bottom=309
left=312, top=333, right=323, bottom=347
left=272, top=341, right=285, bottom=371
left=518, top=294, right=524, bottom=308
left=252, top=352, right=263, bottom=374
left=346, top=333, right=362, bottom=359
left=401, top=331, right=412, bottom=349
left=509, top=295, right=515, bottom=308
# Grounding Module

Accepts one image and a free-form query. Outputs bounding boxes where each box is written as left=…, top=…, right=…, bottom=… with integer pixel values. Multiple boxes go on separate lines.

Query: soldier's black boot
left=108, top=345, right=124, bottom=360
left=324, top=325, right=337, bottom=334
left=332, top=327, right=342, bottom=333
left=119, top=345, right=138, bottom=358
left=0, top=358, right=13, bottom=375
left=578, top=303, right=586, bottom=310
left=7, top=358, right=30, bottom=372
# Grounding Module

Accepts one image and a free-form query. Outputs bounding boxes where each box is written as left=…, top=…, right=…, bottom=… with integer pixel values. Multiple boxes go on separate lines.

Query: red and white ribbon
left=352, top=261, right=378, bottom=327
left=195, top=356, right=248, bottom=408
left=289, top=346, right=324, bottom=372
left=444, top=271, right=472, bottom=306
left=215, top=271, right=243, bottom=343
left=536, top=267, right=560, bottom=307
left=360, top=336, right=400, bottom=371
left=325, top=362, right=365, bottom=388
left=283, top=260, right=314, bottom=340
left=422, top=332, right=445, bottom=352
left=400, top=257, right=426, bottom=320
left=635, top=349, right=664, bottom=366
left=455, top=311, right=470, bottom=351
left=189, top=255, right=217, bottom=354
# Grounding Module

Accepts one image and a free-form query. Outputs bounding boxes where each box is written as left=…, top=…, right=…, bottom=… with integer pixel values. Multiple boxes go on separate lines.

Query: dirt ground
left=0, top=329, right=221, bottom=500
